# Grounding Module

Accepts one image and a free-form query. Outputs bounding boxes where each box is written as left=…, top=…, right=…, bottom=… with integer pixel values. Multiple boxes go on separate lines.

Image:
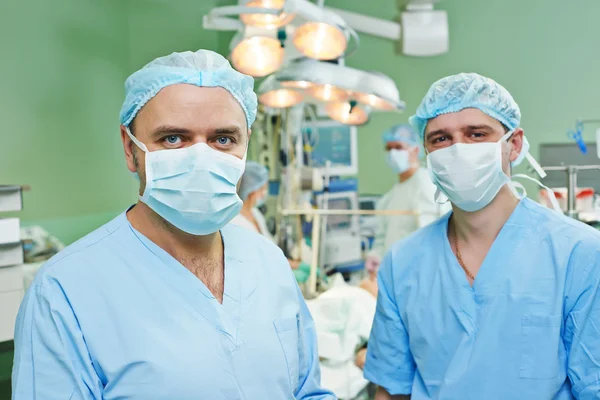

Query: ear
left=120, top=125, right=137, bottom=173
left=508, top=128, right=524, bottom=163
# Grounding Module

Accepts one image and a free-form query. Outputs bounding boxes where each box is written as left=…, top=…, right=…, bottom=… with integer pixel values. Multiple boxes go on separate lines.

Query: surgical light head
left=239, top=161, right=269, bottom=201
left=409, top=73, right=521, bottom=139
left=120, top=50, right=258, bottom=129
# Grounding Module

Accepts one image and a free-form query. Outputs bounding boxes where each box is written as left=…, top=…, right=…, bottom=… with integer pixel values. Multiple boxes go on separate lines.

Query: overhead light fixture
left=353, top=92, right=396, bottom=111
left=258, top=75, right=304, bottom=108
left=240, top=0, right=295, bottom=28
left=326, top=101, right=369, bottom=125
left=281, top=80, right=314, bottom=89
left=307, top=83, right=348, bottom=102
left=292, top=21, right=347, bottom=60
left=276, top=58, right=405, bottom=110
left=230, top=29, right=285, bottom=77
left=204, top=0, right=359, bottom=67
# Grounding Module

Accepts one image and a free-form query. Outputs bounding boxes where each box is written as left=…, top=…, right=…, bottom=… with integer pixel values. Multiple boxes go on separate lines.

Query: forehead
left=425, top=108, right=505, bottom=134
left=135, top=84, right=247, bottom=131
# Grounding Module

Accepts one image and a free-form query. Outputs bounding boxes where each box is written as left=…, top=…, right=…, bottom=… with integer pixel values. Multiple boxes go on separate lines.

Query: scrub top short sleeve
left=363, top=252, right=416, bottom=395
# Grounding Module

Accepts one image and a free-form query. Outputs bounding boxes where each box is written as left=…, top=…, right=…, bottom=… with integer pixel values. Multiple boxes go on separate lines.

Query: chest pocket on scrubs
left=520, top=314, right=562, bottom=379
left=274, top=317, right=300, bottom=393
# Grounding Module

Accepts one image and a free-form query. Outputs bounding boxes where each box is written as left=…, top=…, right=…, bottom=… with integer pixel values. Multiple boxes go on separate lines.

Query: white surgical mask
left=427, top=131, right=513, bottom=212
left=386, top=149, right=410, bottom=174
left=127, top=128, right=246, bottom=235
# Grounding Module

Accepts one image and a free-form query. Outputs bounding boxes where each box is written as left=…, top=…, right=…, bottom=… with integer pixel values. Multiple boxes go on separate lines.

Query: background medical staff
left=364, top=125, right=449, bottom=281
left=231, top=161, right=303, bottom=270
left=364, top=73, right=600, bottom=400
left=231, top=161, right=273, bottom=240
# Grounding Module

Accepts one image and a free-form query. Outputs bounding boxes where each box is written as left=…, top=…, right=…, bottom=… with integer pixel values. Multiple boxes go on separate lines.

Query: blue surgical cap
left=409, top=73, right=521, bottom=139
left=239, top=161, right=269, bottom=201
left=382, top=124, right=424, bottom=158
left=120, top=50, right=257, bottom=129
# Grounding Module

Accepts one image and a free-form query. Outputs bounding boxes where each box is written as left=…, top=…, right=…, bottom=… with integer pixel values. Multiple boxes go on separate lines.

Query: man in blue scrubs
left=12, top=50, right=334, bottom=399
left=364, top=73, right=600, bottom=399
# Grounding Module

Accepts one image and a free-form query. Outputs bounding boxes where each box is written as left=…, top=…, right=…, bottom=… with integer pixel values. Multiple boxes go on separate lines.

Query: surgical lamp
left=239, top=0, right=295, bottom=28
left=204, top=0, right=359, bottom=77
left=258, top=75, right=305, bottom=108
left=325, top=101, right=370, bottom=125
left=257, top=58, right=405, bottom=125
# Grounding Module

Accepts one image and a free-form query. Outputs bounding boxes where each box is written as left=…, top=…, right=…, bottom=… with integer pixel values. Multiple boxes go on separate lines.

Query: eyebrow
left=463, top=124, right=495, bottom=132
left=149, top=125, right=193, bottom=140
left=213, top=126, right=243, bottom=137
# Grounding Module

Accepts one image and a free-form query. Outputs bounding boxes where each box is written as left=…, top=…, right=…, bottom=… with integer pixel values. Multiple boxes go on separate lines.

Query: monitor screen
left=304, top=122, right=357, bottom=175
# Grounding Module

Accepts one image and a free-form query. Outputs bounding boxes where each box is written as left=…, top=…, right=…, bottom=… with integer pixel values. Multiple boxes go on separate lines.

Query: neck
left=127, top=202, right=221, bottom=257
left=451, top=185, right=520, bottom=244
left=240, top=201, right=254, bottom=217
left=399, top=166, right=419, bottom=182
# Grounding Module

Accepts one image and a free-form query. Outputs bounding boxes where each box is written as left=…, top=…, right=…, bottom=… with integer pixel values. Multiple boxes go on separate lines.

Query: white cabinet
left=0, top=186, right=23, bottom=213
left=0, top=185, right=26, bottom=342
left=0, top=289, right=23, bottom=342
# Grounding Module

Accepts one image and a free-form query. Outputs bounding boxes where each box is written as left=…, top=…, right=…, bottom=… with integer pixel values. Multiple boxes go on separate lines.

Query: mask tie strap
left=434, top=187, right=450, bottom=205
left=525, top=153, right=547, bottom=179
left=512, top=173, right=562, bottom=213
left=126, top=127, right=149, bottom=153
left=126, top=126, right=152, bottom=201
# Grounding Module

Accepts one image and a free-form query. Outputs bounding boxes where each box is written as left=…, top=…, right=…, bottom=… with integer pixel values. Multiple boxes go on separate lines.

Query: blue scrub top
left=12, top=211, right=335, bottom=400
left=364, top=198, right=600, bottom=400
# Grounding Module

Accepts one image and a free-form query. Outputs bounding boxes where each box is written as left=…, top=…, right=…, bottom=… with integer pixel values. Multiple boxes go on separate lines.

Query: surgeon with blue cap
left=231, top=161, right=273, bottom=240
left=12, top=50, right=334, bottom=400
left=364, top=124, right=450, bottom=280
left=364, top=73, right=600, bottom=400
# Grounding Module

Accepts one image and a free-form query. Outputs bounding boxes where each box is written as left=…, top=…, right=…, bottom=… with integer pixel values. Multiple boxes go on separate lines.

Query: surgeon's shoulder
left=523, top=198, right=600, bottom=241
left=523, top=198, right=600, bottom=266
left=29, top=212, right=130, bottom=287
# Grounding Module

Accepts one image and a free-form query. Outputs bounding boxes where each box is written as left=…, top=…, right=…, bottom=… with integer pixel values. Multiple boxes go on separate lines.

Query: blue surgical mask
left=127, top=128, right=245, bottom=235
left=254, top=195, right=266, bottom=209
left=386, top=149, right=410, bottom=174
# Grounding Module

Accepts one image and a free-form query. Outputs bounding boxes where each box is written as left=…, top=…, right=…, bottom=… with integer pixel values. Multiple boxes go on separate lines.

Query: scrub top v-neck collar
left=127, top=222, right=244, bottom=347
left=442, top=199, right=529, bottom=291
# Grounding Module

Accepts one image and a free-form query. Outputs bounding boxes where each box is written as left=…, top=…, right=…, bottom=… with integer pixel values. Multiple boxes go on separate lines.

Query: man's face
left=385, top=141, right=420, bottom=166
left=423, top=108, right=523, bottom=174
left=120, top=84, right=250, bottom=194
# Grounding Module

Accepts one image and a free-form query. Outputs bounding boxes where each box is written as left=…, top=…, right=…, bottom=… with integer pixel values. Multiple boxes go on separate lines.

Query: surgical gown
left=364, top=198, right=600, bottom=399
left=370, top=168, right=450, bottom=260
left=12, top=211, right=335, bottom=400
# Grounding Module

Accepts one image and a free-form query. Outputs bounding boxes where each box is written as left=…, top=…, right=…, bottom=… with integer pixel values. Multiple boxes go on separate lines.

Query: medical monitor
left=303, top=120, right=358, bottom=176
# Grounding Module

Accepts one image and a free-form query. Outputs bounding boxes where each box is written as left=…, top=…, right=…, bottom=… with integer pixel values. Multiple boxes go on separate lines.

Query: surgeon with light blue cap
left=364, top=124, right=449, bottom=283
left=12, top=50, right=334, bottom=400
left=365, top=73, right=600, bottom=400
left=231, top=161, right=274, bottom=240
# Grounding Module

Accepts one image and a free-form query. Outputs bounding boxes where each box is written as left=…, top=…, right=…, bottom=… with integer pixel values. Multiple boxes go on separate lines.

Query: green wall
left=321, top=0, right=600, bottom=195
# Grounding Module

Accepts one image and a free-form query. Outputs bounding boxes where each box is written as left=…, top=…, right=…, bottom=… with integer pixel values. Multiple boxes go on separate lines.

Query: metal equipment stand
left=543, top=165, right=600, bottom=219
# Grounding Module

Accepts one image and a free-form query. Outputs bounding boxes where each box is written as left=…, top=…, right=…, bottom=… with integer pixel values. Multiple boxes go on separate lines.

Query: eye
left=216, top=136, right=233, bottom=146
left=432, top=136, right=448, bottom=144
left=163, top=135, right=182, bottom=145
left=471, top=132, right=486, bottom=139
